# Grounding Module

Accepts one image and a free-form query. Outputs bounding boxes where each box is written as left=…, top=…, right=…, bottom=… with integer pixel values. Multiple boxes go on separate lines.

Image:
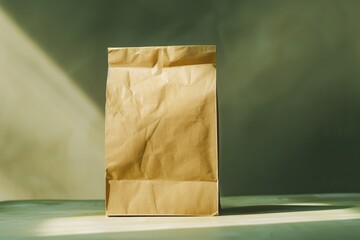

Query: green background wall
left=0, top=0, right=359, bottom=200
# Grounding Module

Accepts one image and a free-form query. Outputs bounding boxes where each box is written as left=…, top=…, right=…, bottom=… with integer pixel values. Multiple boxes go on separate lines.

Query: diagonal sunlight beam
left=0, top=6, right=104, bottom=200
left=35, top=206, right=360, bottom=236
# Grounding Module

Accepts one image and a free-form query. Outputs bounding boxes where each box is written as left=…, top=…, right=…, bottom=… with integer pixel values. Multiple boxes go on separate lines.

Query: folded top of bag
left=108, top=45, right=216, bottom=68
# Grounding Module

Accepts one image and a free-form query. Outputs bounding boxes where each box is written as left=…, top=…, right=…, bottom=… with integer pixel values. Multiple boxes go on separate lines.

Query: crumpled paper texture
left=105, top=45, right=218, bottom=216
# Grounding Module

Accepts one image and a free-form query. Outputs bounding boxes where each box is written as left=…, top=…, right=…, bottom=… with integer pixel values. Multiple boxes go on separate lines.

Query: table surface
left=1, top=194, right=360, bottom=239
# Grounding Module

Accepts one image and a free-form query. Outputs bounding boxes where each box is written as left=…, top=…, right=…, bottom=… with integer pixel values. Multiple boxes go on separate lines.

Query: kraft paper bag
left=105, top=45, right=218, bottom=216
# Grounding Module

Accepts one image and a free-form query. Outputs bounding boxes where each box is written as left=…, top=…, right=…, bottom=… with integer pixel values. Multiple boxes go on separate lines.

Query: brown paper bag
left=105, top=45, right=218, bottom=216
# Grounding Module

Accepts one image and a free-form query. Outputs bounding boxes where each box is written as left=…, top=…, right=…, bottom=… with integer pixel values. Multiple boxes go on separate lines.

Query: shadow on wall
left=0, top=0, right=359, bottom=199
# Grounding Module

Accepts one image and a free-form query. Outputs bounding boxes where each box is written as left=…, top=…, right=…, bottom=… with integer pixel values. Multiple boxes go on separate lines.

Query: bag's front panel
left=105, top=46, right=218, bottom=216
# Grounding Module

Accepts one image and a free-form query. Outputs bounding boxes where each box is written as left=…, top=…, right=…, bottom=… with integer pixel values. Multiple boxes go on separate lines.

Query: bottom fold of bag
left=106, top=179, right=218, bottom=216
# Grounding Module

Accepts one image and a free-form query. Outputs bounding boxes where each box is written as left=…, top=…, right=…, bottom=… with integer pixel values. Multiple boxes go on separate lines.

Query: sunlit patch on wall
left=0, top=6, right=104, bottom=200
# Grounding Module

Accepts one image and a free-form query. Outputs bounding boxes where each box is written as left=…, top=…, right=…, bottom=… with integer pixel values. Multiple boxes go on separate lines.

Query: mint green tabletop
left=1, top=194, right=360, bottom=239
